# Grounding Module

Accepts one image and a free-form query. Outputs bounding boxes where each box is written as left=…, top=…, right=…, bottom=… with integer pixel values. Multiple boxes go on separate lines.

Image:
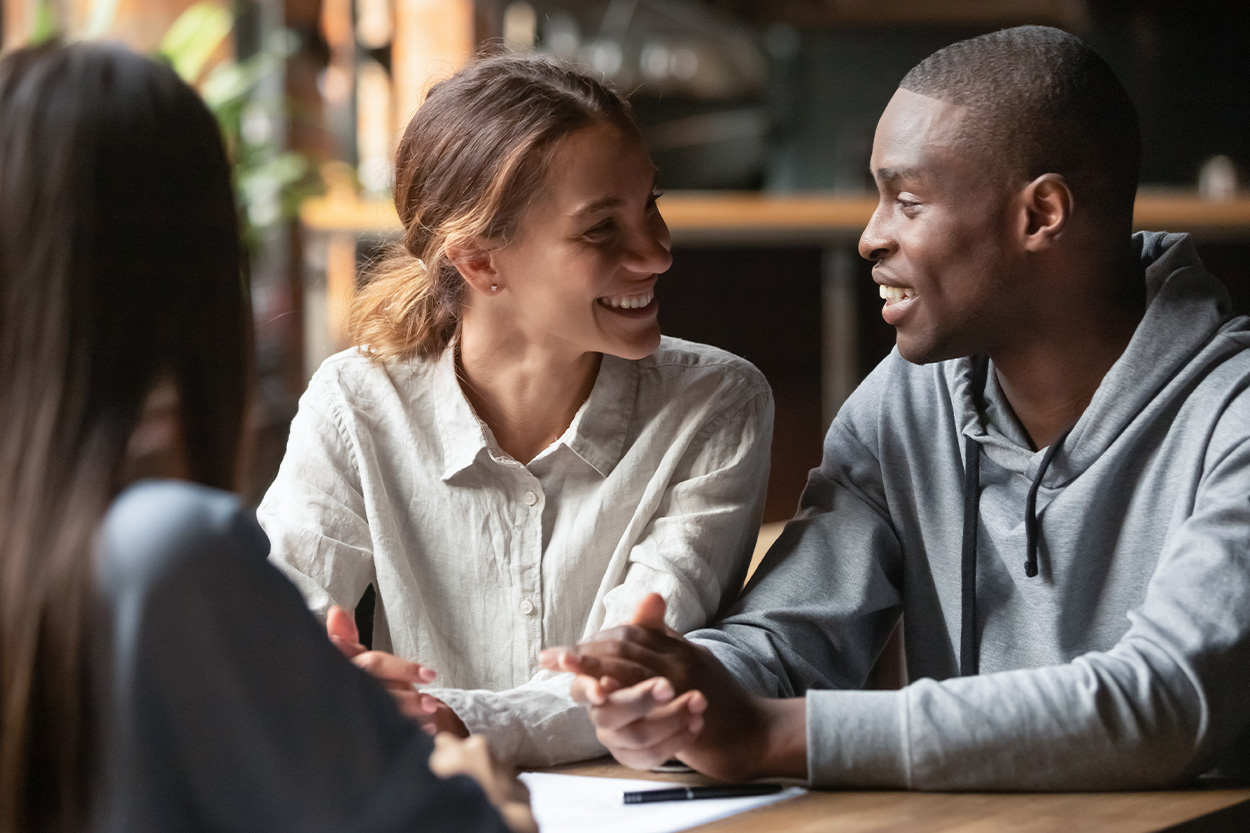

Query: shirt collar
left=559, top=352, right=637, bottom=478
left=433, top=347, right=639, bottom=481
left=432, top=345, right=493, bottom=481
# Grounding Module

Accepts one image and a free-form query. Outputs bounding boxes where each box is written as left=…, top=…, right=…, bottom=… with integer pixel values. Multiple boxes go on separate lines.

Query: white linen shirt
left=257, top=336, right=773, bottom=765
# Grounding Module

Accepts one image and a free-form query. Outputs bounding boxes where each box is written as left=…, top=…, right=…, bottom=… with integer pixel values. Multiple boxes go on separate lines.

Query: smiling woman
left=257, top=52, right=774, bottom=767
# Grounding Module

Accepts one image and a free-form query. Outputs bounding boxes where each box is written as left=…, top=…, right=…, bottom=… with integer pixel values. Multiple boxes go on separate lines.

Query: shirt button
left=523, top=491, right=538, bottom=506
left=520, top=599, right=536, bottom=616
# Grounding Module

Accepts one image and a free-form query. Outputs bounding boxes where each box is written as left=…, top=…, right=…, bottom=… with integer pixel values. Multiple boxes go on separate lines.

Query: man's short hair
left=900, top=26, right=1141, bottom=229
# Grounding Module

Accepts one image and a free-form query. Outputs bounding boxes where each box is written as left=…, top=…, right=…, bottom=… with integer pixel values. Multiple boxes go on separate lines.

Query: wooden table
left=538, top=759, right=1250, bottom=832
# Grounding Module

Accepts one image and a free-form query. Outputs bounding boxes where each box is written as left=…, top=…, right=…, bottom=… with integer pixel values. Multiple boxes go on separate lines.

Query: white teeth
left=600, top=291, right=654, bottom=310
left=878, top=285, right=915, bottom=305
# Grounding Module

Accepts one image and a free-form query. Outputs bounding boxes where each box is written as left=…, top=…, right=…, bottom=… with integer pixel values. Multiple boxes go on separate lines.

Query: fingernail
left=689, top=693, right=707, bottom=713
left=653, top=678, right=674, bottom=701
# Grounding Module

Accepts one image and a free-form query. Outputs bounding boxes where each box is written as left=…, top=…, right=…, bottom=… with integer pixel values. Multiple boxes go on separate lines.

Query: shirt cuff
left=426, top=685, right=606, bottom=767
left=806, top=689, right=910, bottom=787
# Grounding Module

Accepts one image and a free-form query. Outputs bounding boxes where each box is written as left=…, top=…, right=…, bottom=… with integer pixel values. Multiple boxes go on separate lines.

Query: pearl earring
left=490, top=284, right=499, bottom=293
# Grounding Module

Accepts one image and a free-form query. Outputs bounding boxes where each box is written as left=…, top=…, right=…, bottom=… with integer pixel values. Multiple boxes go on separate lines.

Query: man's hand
left=326, top=605, right=468, bottom=736
left=428, top=734, right=537, bottom=833
left=539, top=594, right=806, bottom=782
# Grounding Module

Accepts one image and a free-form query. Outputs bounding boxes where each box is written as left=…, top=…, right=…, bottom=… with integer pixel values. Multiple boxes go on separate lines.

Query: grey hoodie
left=691, top=231, right=1250, bottom=789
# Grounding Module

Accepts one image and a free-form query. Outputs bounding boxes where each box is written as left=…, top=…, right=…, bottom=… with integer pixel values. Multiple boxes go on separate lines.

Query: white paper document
left=518, top=772, right=805, bottom=833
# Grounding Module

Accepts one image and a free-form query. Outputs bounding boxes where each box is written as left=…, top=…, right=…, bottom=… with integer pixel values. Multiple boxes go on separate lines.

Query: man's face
left=859, top=88, right=1025, bottom=364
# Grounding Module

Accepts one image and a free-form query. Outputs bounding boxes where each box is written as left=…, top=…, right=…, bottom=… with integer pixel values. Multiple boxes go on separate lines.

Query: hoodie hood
left=952, top=231, right=1239, bottom=483
left=949, top=231, right=1245, bottom=674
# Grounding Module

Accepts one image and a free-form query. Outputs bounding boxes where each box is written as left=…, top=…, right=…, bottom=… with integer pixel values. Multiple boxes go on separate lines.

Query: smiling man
left=543, top=26, right=1250, bottom=789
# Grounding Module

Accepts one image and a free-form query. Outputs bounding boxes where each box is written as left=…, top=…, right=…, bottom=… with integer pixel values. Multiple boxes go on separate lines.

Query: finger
left=329, top=633, right=367, bottom=659
left=586, top=623, right=676, bottom=651
left=613, top=718, right=704, bottom=771
left=500, top=803, right=539, bottom=833
left=352, top=650, right=436, bottom=684
left=554, top=651, right=658, bottom=689
left=570, top=673, right=608, bottom=706
left=587, top=678, right=680, bottom=731
left=602, top=692, right=703, bottom=751
left=538, top=647, right=582, bottom=673
left=391, top=689, right=432, bottom=721
left=629, top=592, right=667, bottom=631
left=326, top=604, right=360, bottom=644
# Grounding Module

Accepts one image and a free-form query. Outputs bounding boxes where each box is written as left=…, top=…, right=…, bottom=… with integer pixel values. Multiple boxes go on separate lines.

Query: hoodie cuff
left=806, top=689, right=910, bottom=787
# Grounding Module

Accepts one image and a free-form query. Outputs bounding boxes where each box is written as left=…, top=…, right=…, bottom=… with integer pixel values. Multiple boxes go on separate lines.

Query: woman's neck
left=456, top=327, right=601, bottom=464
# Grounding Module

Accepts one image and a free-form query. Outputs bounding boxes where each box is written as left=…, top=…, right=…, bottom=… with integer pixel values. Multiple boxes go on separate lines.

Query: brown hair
left=348, top=52, right=638, bottom=362
left=0, top=42, right=248, bottom=831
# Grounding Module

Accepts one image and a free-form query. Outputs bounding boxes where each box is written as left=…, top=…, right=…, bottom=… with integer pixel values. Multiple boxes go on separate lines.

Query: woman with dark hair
left=0, top=41, right=531, bottom=833
left=258, top=53, right=774, bottom=766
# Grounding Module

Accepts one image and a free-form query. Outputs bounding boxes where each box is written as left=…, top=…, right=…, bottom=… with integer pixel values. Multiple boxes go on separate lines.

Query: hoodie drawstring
left=958, top=428, right=1071, bottom=676
left=959, top=435, right=982, bottom=677
left=1023, top=429, right=1071, bottom=578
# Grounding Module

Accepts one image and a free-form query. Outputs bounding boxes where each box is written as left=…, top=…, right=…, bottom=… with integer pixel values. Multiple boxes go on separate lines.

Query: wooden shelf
left=301, top=189, right=1250, bottom=245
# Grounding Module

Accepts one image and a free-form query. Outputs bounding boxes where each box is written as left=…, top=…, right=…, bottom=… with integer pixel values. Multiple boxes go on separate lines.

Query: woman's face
left=487, top=120, right=672, bottom=361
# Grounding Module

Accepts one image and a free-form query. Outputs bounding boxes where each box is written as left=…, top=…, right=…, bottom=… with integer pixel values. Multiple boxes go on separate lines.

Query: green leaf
left=199, top=52, right=279, bottom=109
left=157, top=2, right=233, bottom=84
left=28, top=0, right=62, bottom=44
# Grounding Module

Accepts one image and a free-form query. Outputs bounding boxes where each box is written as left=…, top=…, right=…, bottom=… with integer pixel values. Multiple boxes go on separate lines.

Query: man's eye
left=647, top=190, right=664, bottom=210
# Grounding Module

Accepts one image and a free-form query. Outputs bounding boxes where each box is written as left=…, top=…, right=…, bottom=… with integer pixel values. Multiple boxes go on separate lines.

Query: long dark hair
left=0, top=42, right=249, bottom=831
left=347, top=52, right=639, bottom=361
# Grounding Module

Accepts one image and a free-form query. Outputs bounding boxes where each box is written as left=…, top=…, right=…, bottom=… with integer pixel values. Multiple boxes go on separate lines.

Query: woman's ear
left=1019, top=173, right=1073, bottom=252
left=447, top=241, right=502, bottom=296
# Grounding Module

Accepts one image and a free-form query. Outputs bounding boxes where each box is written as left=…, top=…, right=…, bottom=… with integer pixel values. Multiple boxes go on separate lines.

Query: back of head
left=348, top=51, right=638, bottom=361
left=0, top=42, right=247, bottom=831
left=900, top=25, right=1141, bottom=233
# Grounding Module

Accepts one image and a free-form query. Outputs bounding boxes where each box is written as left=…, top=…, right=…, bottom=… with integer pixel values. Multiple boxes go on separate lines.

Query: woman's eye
left=584, top=219, right=617, bottom=239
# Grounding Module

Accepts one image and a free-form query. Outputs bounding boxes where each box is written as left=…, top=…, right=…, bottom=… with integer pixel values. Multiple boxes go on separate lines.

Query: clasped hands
left=539, top=593, right=803, bottom=783
left=328, top=593, right=804, bottom=785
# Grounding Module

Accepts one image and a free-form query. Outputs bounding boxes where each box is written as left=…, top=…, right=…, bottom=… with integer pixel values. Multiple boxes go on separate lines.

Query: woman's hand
left=428, top=734, right=537, bottom=833
left=326, top=605, right=468, bottom=736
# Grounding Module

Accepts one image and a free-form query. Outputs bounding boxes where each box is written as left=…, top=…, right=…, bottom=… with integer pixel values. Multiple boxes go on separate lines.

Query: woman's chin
left=605, top=328, right=662, bottom=361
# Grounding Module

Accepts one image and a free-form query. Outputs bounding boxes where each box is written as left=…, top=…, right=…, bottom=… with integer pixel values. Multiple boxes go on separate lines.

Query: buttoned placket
left=509, top=465, right=545, bottom=680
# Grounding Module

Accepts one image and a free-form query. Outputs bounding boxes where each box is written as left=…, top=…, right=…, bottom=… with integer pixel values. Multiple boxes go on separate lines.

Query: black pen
left=622, top=784, right=784, bottom=804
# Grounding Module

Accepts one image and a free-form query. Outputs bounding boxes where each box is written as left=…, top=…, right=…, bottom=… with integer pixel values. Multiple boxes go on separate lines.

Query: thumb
left=326, top=604, right=360, bottom=645
left=629, top=592, right=668, bottom=632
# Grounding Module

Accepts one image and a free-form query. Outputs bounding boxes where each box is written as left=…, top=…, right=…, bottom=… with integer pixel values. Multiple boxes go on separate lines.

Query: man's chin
left=895, top=334, right=964, bottom=366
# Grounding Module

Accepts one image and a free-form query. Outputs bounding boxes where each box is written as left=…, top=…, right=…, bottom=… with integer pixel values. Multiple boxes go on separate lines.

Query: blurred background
left=5, top=0, right=1250, bottom=517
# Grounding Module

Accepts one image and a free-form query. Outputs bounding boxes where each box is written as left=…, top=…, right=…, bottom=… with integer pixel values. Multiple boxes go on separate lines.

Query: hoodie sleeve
left=695, top=375, right=1250, bottom=791
left=688, top=357, right=906, bottom=702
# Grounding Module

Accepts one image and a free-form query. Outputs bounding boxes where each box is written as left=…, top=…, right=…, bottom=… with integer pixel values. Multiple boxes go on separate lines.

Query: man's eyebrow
left=873, top=166, right=930, bottom=186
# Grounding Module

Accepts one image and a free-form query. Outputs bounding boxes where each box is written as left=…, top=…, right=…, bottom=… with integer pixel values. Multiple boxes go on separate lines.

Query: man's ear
left=1019, top=173, right=1073, bottom=252
left=446, top=240, right=500, bottom=295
